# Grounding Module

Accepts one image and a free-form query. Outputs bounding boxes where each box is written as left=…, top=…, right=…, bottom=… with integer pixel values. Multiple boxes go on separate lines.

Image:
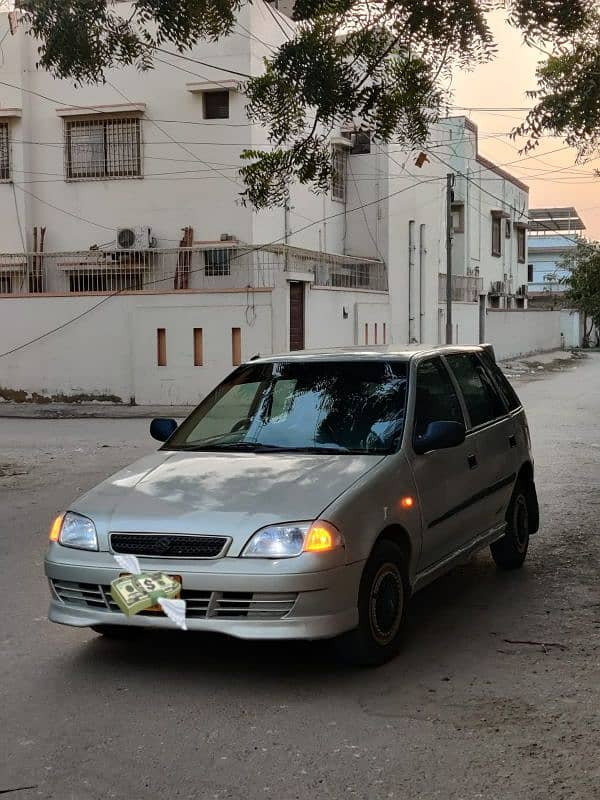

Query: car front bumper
left=44, top=547, right=363, bottom=640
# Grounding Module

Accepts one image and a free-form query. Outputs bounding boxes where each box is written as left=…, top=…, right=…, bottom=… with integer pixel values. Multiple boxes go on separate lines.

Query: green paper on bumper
left=110, top=573, right=181, bottom=616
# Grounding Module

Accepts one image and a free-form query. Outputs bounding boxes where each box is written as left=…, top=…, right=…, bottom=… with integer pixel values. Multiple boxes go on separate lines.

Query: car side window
left=413, top=358, right=464, bottom=439
left=480, top=354, right=522, bottom=412
left=445, top=354, right=506, bottom=428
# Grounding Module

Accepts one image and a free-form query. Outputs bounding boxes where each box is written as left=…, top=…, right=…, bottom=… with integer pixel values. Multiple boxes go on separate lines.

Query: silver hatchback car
left=45, top=345, right=539, bottom=665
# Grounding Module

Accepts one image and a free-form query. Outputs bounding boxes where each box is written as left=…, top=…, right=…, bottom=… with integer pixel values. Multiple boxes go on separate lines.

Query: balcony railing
left=0, top=245, right=387, bottom=296
left=438, top=273, right=484, bottom=303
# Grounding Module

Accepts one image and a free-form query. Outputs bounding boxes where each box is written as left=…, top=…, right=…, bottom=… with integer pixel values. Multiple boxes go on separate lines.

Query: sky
left=452, top=11, right=600, bottom=239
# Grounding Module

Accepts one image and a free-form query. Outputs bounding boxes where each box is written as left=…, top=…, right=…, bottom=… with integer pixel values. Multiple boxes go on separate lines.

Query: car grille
left=110, top=533, right=229, bottom=559
left=50, top=580, right=297, bottom=620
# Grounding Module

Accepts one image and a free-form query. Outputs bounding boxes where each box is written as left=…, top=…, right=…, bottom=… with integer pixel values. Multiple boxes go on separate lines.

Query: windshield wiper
left=169, top=442, right=353, bottom=454
left=170, top=442, right=298, bottom=453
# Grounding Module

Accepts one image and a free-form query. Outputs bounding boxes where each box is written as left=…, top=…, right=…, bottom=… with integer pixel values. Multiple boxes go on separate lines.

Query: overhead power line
left=0, top=174, right=446, bottom=360
left=427, top=149, right=599, bottom=252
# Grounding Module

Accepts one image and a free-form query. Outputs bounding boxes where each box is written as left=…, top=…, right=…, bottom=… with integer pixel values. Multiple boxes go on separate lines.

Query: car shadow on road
left=62, top=552, right=535, bottom=691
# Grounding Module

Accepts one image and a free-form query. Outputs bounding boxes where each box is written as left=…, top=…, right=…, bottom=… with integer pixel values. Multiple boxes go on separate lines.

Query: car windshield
left=167, top=360, right=408, bottom=455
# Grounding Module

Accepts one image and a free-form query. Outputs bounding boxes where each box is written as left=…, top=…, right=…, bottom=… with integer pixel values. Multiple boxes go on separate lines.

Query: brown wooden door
left=289, top=281, right=305, bottom=351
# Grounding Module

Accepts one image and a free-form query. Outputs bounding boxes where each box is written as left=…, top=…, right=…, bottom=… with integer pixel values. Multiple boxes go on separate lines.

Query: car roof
left=247, top=344, right=492, bottom=365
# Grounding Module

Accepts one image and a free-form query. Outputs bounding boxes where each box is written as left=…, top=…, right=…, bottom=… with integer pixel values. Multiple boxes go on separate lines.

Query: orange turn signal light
left=304, top=521, right=342, bottom=553
left=400, top=496, right=414, bottom=509
left=49, top=514, right=64, bottom=542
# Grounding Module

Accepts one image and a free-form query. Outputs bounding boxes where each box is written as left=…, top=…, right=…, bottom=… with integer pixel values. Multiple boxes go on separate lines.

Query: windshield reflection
left=166, top=360, right=408, bottom=455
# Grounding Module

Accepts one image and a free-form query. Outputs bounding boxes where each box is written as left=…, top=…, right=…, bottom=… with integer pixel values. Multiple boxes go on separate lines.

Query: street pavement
left=1, top=353, right=599, bottom=800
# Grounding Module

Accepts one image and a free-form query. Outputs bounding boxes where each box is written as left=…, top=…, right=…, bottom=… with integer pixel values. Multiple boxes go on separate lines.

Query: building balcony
left=438, top=273, right=484, bottom=303
left=0, top=245, right=388, bottom=296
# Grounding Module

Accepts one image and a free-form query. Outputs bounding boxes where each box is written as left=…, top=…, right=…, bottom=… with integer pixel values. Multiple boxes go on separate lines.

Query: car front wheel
left=490, top=483, right=530, bottom=570
left=334, top=540, right=409, bottom=666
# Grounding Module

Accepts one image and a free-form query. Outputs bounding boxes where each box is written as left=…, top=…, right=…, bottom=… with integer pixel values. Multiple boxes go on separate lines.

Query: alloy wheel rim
left=369, top=563, right=404, bottom=646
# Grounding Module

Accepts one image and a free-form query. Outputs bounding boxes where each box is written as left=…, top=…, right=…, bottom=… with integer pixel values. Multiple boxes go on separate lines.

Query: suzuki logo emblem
left=157, top=536, right=172, bottom=555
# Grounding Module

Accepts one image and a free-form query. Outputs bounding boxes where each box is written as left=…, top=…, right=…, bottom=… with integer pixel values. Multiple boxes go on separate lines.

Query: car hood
left=72, top=450, right=385, bottom=556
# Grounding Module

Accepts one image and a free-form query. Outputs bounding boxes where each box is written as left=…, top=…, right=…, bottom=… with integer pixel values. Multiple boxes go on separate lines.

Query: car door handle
left=509, top=434, right=517, bottom=449
left=467, top=454, right=478, bottom=470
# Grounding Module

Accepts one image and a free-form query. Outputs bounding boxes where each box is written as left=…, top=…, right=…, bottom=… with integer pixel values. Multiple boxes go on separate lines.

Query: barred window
left=491, top=215, right=502, bottom=257
left=0, top=123, right=10, bottom=180
left=65, top=117, right=142, bottom=180
left=331, top=145, right=347, bottom=202
left=204, top=248, right=232, bottom=276
left=517, top=226, right=526, bottom=263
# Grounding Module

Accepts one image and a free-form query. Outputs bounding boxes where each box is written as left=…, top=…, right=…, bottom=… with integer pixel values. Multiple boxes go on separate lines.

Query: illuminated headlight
left=50, top=511, right=99, bottom=551
left=242, top=520, right=343, bottom=558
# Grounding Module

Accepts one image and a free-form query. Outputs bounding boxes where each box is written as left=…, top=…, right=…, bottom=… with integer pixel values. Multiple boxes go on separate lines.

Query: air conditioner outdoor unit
left=116, top=226, right=154, bottom=250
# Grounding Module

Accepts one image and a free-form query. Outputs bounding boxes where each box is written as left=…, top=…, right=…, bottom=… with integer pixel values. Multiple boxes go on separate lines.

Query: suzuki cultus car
left=46, top=345, right=539, bottom=665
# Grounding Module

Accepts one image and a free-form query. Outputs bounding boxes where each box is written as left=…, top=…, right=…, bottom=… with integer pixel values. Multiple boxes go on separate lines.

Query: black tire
left=91, top=624, right=140, bottom=639
left=334, top=540, right=409, bottom=667
left=490, top=482, right=531, bottom=570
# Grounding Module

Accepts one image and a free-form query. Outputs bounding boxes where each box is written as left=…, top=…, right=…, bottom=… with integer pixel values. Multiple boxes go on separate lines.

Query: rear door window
left=480, top=354, right=522, bottom=412
left=413, top=358, right=465, bottom=440
left=445, top=353, right=507, bottom=428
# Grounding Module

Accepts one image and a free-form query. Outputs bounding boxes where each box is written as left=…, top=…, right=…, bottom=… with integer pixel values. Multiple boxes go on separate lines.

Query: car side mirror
left=414, top=421, right=466, bottom=455
left=150, top=418, right=178, bottom=442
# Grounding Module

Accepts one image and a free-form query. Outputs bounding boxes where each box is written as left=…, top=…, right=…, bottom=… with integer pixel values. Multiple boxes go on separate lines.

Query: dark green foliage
left=18, top=0, right=600, bottom=207
left=560, top=240, right=600, bottom=342
left=513, top=8, right=600, bottom=161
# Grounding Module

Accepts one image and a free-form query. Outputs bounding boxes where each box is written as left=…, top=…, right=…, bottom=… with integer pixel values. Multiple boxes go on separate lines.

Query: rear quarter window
left=480, top=354, right=522, bottom=412
left=445, top=353, right=507, bottom=428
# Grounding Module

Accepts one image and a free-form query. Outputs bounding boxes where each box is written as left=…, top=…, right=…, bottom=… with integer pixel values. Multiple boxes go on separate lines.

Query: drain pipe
left=419, top=224, right=426, bottom=343
left=408, top=220, right=416, bottom=342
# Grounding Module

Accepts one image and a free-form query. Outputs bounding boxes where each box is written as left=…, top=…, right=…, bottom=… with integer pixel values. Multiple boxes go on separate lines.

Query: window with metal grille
left=491, top=215, right=502, bottom=257
left=65, top=117, right=142, bottom=179
left=68, top=272, right=143, bottom=292
left=203, top=91, right=229, bottom=120
left=517, top=226, right=526, bottom=263
left=342, top=129, right=371, bottom=155
left=331, top=145, right=347, bottom=202
left=204, top=248, right=232, bottom=276
left=0, top=123, right=9, bottom=180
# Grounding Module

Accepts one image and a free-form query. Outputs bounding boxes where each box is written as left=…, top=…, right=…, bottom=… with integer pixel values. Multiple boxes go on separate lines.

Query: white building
left=0, top=1, right=550, bottom=405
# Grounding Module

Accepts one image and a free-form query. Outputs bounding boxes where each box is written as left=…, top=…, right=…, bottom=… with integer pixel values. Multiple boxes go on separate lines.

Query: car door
left=407, top=357, right=481, bottom=571
left=443, top=352, right=517, bottom=539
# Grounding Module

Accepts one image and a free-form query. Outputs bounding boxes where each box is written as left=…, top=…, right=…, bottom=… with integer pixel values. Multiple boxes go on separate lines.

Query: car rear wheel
left=490, top=483, right=530, bottom=570
left=334, top=540, right=409, bottom=666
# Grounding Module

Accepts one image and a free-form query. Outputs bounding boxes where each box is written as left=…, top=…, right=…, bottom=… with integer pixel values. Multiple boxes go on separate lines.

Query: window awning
left=56, top=103, right=146, bottom=118
left=186, top=80, right=239, bottom=93
left=330, top=136, right=353, bottom=149
left=0, top=108, right=22, bottom=119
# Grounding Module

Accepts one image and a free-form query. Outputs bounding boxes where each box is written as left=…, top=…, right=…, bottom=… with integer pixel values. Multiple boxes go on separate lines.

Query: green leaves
left=560, top=239, right=600, bottom=331
left=513, top=10, right=600, bottom=160
left=17, top=0, right=600, bottom=207
left=19, top=0, right=244, bottom=83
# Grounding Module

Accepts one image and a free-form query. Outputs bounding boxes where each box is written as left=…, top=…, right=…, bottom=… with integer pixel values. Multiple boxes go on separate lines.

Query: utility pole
left=445, top=173, right=454, bottom=345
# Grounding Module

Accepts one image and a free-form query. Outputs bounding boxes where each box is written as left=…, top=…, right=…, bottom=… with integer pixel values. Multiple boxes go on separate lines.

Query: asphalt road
left=1, top=354, right=599, bottom=800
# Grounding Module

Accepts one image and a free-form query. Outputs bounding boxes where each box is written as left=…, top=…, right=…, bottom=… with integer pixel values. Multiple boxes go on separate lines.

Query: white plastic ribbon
left=114, top=553, right=142, bottom=575
left=158, top=597, right=188, bottom=631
